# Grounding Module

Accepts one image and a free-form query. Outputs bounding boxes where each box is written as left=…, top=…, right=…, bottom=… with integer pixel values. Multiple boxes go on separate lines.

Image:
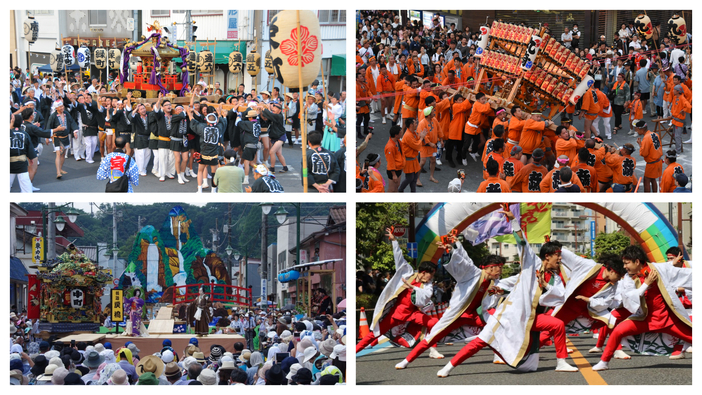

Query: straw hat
left=135, top=355, right=165, bottom=378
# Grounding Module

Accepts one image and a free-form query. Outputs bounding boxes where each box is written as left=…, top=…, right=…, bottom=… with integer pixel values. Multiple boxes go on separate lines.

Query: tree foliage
left=18, top=202, right=338, bottom=261
left=593, top=231, right=632, bottom=260
left=356, top=203, right=410, bottom=272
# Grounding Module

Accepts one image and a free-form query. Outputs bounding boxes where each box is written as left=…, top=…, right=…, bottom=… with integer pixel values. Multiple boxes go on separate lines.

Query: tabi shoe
left=159, top=176, right=166, bottom=182
left=177, top=174, right=185, bottom=185
left=669, top=344, right=685, bottom=360
left=686, top=346, right=693, bottom=353
left=591, top=360, right=609, bottom=371
left=32, top=186, right=40, bottom=191
left=684, top=139, right=692, bottom=144
left=470, top=152, right=479, bottom=162
left=429, top=347, right=444, bottom=359
left=613, top=349, right=631, bottom=359
left=567, top=348, right=574, bottom=354
left=382, top=117, right=387, bottom=124
left=243, top=176, right=249, bottom=185
left=669, top=351, right=685, bottom=360
left=588, top=346, right=603, bottom=354
left=436, top=158, right=443, bottom=166
left=395, top=359, right=409, bottom=370
left=555, top=358, right=578, bottom=372
left=202, top=179, right=209, bottom=189
left=437, top=362, right=455, bottom=378
left=493, top=355, right=506, bottom=364
left=462, top=159, right=468, bottom=166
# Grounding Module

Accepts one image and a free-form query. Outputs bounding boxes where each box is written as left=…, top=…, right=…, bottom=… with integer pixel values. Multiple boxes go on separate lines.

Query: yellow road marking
left=567, top=338, right=608, bottom=385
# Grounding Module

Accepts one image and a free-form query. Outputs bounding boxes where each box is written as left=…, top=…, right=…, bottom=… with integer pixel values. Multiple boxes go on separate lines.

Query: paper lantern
left=77, top=46, right=91, bottom=68
left=264, top=49, right=274, bottom=73
left=520, top=35, right=543, bottom=71
left=269, top=10, right=322, bottom=88
left=246, top=50, right=261, bottom=76
left=187, top=51, right=198, bottom=73
left=198, top=50, right=214, bottom=73
left=129, top=57, right=140, bottom=72
left=50, top=49, right=64, bottom=72
left=24, top=18, right=39, bottom=43
left=634, top=14, right=653, bottom=40
left=667, top=14, right=687, bottom=45
left=228, top=51, right=243, bottom=73
left=94, top=48, right=107, bottom=69
left=475, top=25, right=490, bottom=58
left=61, top=44, right=75, bottom=67
left=108, top=48, right=121, bottom=70
left=569, top=76, right=594, bottom=105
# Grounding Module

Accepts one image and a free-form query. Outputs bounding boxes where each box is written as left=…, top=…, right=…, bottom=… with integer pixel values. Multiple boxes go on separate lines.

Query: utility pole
left=137, top=215, right=143, bottom=233
left=113, top=203, right=118, bottom=275
left=186, top=11, right=193, bottom=41
left=261, top=210, right=268, bottom=309
left=47, top=203, right=56, bottom=261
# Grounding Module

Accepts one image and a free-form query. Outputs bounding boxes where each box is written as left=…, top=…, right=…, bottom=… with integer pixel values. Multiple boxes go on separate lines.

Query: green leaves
left=356, top=203, right=410, bottom=272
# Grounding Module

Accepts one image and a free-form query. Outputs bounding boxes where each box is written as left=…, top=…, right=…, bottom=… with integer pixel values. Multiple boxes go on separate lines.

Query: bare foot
left=430, top=177, right=439, bottom=183
left=61, top=170, right=68, bottom=174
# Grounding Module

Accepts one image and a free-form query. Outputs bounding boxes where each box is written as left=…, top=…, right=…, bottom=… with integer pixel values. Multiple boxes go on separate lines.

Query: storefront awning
left=10, top=257, right=29, bottom=282
left=331, top=54, right=346, bottom=76
left=175, top=40, right=247, bottom=65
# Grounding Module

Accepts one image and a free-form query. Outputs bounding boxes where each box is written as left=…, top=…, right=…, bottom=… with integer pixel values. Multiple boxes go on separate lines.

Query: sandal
left=60, top=170, right=68, bottom=174
left=56, top=174, right=62, bottom=179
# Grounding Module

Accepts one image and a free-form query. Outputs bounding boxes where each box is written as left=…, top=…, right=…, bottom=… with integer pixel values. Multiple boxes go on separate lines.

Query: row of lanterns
left=40, top=10, right=325, bottom=90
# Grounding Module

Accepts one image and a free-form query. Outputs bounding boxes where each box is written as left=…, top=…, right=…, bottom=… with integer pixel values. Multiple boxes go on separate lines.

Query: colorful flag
left=463, top=204, right=521, bottom=246
left=495, top=203, right=553, bottom=244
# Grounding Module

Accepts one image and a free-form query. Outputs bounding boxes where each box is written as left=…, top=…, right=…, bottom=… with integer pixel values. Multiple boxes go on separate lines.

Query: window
left=319, top=10, right=346, bottom=24
left=151, top=10, right=170, bottom=17
left=191, top=10, right=222, bottom=16
left=89, top=10, right=107, bottom=26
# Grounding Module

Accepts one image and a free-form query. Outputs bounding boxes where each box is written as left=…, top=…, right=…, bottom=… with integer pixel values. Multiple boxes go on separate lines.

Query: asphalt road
left=356, top=106, right=692, bottom=193
left=11, top=140, right=310, bottom=193
left=357, top=333, right=692, bottom=385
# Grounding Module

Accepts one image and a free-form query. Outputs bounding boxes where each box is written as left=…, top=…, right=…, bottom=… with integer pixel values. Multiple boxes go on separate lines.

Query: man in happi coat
left=356, top=228, right=439, bottom=353
left=592, top=246, right=692, bottom=370
left=437, top=210, right=578, bottom=377
left=395, top=234, right=505, bottom=369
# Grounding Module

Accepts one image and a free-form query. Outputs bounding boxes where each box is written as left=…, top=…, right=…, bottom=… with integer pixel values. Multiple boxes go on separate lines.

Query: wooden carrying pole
left=298, top=11, right=307, bottom=193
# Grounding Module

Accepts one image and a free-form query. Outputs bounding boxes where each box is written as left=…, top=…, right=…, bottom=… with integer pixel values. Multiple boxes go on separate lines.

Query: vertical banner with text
left=111, top=289, right=124, bottom=323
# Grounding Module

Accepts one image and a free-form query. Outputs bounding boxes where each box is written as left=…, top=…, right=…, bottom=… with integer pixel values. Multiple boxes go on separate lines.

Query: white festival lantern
left=569, top=75, right=595, bottom=105
left=475, top=25, right=490, bottom=57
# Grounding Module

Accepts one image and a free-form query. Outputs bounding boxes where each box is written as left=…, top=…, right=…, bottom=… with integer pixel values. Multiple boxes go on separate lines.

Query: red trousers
left=595, top=308, right=630, bottom=348
left=450, top=313, right=568, bottom=366
left=356, top=310, right=438, bottom=353
left=601, top=314, right=692, bottom=362
left=539, top=307, right=606, bottom=346
left=406, top=314, right=486, bottom=362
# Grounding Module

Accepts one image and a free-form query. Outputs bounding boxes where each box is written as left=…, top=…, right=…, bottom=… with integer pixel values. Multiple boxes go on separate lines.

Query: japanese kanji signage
left=32, top=237, right=43, bottom=263
left=111, top=289, right=124, bottom=322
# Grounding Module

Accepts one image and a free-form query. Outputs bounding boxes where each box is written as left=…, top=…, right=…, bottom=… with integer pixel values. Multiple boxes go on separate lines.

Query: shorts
left=386, top=169, right=403, bottom=179
left=260, top=133, right=269, bottom=139
left=275, top=134, right=287, bottom=144
left=105, top=128, right=114, bottom=136
left=53, top=136, right=70, bottom=151
left=170, top=140, right=189, bottom=152
left=523, top=153, right=532, bottom=161
left=640, top=92, right=650, bottom=101
left=198, top=156, right=219, bottom=166
left=242, top=147, right=257, bottom=162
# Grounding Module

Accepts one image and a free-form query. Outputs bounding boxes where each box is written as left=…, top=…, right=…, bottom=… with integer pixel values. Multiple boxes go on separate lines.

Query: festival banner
left=111, top=289, right=124, bottom=322
left=495, top=203, right=553, bottom=244
left=27, top=274, right=40, bottom=319
left=32, top=237, right=43, bottom=263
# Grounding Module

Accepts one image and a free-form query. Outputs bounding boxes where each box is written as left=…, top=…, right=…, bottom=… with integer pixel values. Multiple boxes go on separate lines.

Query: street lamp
left=274, top=207, right=289, bottom=225
left=53, top=216, right=66, bottom=232
left=260, top=202, right=273, bottom=215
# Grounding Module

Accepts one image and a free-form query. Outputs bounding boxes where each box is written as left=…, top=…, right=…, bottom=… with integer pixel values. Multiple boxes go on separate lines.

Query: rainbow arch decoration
left=416, top=202, right=688, bottom=264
